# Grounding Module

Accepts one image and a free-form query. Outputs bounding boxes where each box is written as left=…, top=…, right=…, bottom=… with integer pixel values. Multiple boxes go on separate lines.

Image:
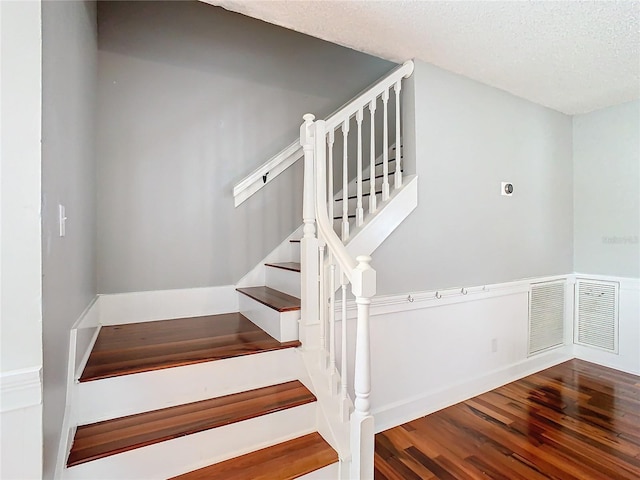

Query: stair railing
left=298, top=60, right=413, bottom=479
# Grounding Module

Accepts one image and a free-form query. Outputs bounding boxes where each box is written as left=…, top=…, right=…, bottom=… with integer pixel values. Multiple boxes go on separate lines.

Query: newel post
left=350, top=255, right=376, bottom=479
left=300, top=114, right=320, bottom=347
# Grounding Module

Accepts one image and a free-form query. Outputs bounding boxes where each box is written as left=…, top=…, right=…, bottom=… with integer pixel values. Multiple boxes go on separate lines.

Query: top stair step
left=265, top=262, right=301, bottom=272
left=79, top=312, right=300, bottom=382
left=170, top=432, right=337, bottom=480
left=236, top=286, right=301, bottom=312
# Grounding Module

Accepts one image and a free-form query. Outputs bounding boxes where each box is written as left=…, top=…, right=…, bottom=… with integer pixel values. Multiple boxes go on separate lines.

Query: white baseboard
left=373, top=347, right=573, bottom=433
left=98, top=285, right=239, bottom=325
left=0, top=367, right=42, bottom=413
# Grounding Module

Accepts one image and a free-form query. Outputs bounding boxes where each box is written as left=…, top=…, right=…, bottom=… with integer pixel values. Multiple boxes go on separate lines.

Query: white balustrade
left=299, top=60, right=413, bottom=478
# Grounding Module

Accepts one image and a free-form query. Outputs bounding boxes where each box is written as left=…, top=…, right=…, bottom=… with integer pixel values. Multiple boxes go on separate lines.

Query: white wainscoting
left=1, top=367, right=43, bottom=479
left=98, top=285, right=239, bottom=325
left=572, top=274, right=640, bottom=375
left=334, top=275, right=575, bottom=433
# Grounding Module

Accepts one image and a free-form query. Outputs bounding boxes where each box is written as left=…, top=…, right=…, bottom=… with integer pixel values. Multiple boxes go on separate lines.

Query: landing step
left=79, top=313, right=300, bottom=382
left=67, top=380, right=315, bottom=467
left=237, top=286, right=301, bottom=312
left=170, top=432, right=337, bottom=480
left=265, top=262, right=301, bottom=272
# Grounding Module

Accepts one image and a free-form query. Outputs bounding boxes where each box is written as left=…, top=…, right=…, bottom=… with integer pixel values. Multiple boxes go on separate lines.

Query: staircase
left=61, top=60, right=416, bottom=479
left=64, top=304, right=337, bottom=479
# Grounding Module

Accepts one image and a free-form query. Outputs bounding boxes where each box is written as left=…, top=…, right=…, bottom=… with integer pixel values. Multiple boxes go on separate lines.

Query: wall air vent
left=528, top=280, right=565, bottom=355
left=575, top=280, right=619, bottom=352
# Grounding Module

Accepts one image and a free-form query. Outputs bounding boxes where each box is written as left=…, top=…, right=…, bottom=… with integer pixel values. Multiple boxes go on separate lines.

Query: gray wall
left=96, top=1, right=394, bottom=294
left=374, top=61, right=574, bottom=294
left=41, top=1, right=97, bottom=477
left=574, top=100, right=640, bottom=278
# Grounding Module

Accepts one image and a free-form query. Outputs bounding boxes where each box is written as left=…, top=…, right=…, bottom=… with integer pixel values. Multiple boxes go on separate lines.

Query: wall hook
left=407, top=295, right=414, bottom=303
left=461, top=287, right=468, bottom=295
left=435, top=291, right=442, bottom=299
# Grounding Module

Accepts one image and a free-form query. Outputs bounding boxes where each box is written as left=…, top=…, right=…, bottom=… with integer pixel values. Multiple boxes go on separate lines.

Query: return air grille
left=575, top=280, right=618, bottom=352
left=528, top=280, right=565, bottom=355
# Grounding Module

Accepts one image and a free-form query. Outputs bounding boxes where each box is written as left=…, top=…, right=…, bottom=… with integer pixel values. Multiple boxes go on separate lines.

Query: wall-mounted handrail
left=233, top=140, right=303, bottom=207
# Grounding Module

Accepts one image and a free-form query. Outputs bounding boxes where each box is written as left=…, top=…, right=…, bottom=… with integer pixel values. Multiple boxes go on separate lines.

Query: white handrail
left=324, top=61, right=414, bottom=131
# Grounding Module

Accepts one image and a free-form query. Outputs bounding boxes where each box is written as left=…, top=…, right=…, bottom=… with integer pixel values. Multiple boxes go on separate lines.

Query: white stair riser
left=266, top=266, right=301, bottom=298
left=76, top=348, right=302, bottom=424
left=239, top=295, right=300, bottom=342
left=63, top=403, right=317, bottom=480
left=290, top=242, right=301, bottom=263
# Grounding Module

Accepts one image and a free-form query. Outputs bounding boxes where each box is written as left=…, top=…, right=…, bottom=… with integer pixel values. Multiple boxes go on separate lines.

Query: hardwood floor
left=170, top=432, right=337, bottom=480
left=67, top=380, right=315, bottom=467
left=375, top=360, right=640, bottom=479
left=80, top=313, right=300, bottom=382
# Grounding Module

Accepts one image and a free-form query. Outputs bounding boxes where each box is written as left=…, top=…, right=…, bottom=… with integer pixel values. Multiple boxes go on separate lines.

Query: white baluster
left=300, top=114, right=319, bottom=344
left=329, top=263, right=336, bottom=372
left=328, top=130, right=335, bottom=226
left=329, top=264, right=338, bottom=393
left=350, top=256, right=376, bottom=480
left=318, top=242, right=326, bottom=367
left=369, top=99, right=377, bottom=214
left=341, top=120, right=350, bottom=241
left=355, top=108, right=364, bottom=226
left=340, top=271, right=350, bottom=421
left=394, top=80, right=403, bottom=189
left=382, top=88, right=390, bottom=201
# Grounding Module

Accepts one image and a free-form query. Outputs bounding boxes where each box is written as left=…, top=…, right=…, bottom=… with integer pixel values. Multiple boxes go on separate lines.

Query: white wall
left=0, top=1, right=43, bottom=478
left=374, top=60, right=574, bottom=294
left=96, top=1, right=395, bottom=294
left=573, top=100, right=640, bottom=278
left=41, top=1, right=98, bottom=478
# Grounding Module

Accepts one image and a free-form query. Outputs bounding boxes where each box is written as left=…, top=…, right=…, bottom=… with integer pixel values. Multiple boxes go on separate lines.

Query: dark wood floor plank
left=376, top=359, right=640, bottom=480
left=169, top=432, right=337, bottom=480
left=80, top=313, right=299, bottom=381
left=67, top=380, right=315, bottom=467
left=265, top=262, right=301, bottom=272
left=236, top=286, right=301, bottom=312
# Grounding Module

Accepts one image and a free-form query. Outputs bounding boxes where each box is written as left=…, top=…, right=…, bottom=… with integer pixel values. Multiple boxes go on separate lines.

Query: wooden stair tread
left=67, top=380, right=315, bottom=467
left=170, top=432, right=337, bottom=480
left=289, top=239, right=300, bottom=243
left=336, top=190, right=383, bottom=202
left=79, top=313, right=300, bottom=382
left=265, top=262, right=301, bottom=272
left=237, top=286, right=300, bottom=312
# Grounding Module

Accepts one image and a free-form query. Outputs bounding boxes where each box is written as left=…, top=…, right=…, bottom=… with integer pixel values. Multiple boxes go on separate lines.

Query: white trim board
left=338, top=274, right=570, bottom=319
left=0, top=367, right=42, bottom=413
left=98, top=285, right=239, bottom=325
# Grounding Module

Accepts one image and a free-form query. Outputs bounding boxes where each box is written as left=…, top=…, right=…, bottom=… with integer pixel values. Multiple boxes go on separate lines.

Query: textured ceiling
left=205, top=0, right=640, bottom=115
